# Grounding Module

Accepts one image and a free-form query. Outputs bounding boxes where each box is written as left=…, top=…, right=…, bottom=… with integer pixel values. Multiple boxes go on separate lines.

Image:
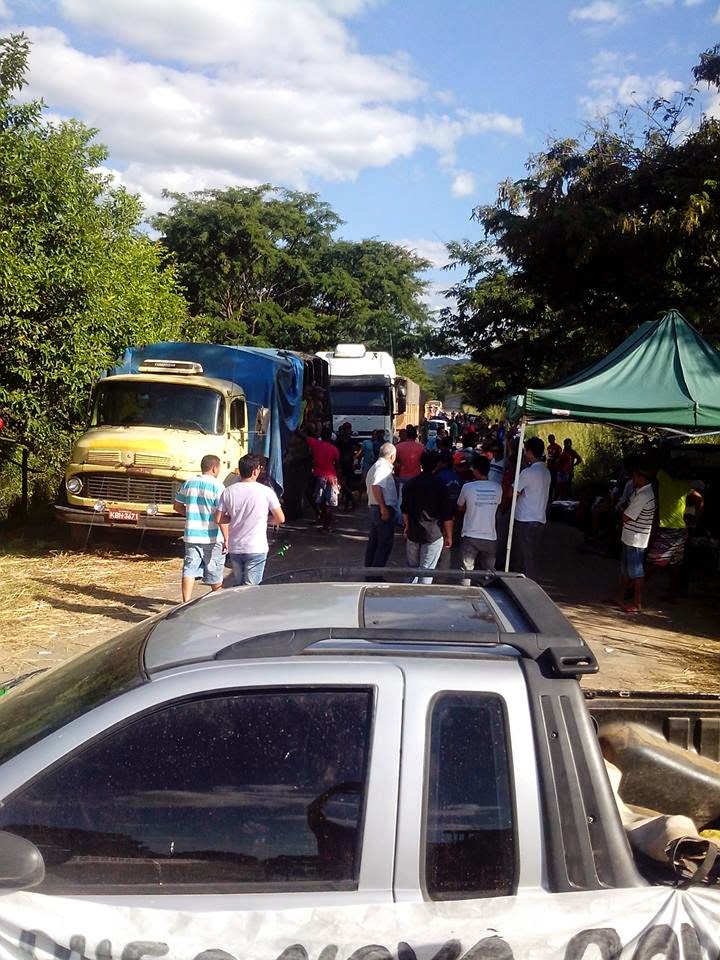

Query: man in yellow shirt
left=647, top=464, right=703, bottom=599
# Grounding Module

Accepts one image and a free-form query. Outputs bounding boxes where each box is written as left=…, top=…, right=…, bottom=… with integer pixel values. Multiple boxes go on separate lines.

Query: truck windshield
left=93, top=381, right=224, bottom=434
left=331, top=384, right=389, bottom=416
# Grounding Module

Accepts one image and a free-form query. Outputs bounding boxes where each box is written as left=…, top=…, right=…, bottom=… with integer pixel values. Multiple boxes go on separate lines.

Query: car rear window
left=0, top=619, right=150, bottom=766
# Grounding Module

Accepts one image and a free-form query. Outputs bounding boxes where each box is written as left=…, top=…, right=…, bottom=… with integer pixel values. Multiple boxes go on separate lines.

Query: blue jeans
left=228, top=552, right=267, bottom=586
left=365, top=506, right=396, bottom=570
left=406, top=537, right=444, bottom=584
left=621, top=544, right=646, bottom=580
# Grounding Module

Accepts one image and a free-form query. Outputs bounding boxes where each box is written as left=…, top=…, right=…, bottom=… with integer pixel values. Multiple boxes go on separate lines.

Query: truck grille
left=85, top=474, right=176, bottom=505
left=134, top=453, right=173, bottom=468
left=86, top=450, right=122, bottom=465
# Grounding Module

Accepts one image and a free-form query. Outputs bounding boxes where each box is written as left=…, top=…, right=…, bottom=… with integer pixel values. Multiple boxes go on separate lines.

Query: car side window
left=425, top=692, right=515, bottom=900
left=0, top=688, right=373, bottom=894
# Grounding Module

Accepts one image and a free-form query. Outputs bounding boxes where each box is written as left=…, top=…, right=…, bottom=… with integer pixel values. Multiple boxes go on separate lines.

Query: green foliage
left=440, top=44, right=720, bottom=407
left=0, top=33, right=187, bottom=481
left=153, top=187, right=434, bottom=356
left=394, top=357, right=436, bottom=394
left=527, top=422, right=625, bottom=485
left=480, top=403, right=506, bottom=423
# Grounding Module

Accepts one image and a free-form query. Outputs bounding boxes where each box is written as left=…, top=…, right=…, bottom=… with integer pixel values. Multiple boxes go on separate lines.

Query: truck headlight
left=66, top=476, right=83, bottom=495
left=146, top=503, right=159, bottom=516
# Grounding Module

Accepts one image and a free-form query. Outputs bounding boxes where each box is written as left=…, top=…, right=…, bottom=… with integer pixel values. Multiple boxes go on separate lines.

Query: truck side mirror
left=397, top=384, right=407, bottom=415
left=395, top=380, right=407, bottom=413
left=0, top=831, right=45, bottom=889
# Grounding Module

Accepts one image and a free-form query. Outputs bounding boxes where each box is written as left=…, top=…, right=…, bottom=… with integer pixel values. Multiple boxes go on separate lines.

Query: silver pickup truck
left=0, top=572, right=718, bottom=959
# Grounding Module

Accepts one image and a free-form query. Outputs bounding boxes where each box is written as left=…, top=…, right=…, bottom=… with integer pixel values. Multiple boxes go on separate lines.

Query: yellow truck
left=56, top=344, right=329, bottom=537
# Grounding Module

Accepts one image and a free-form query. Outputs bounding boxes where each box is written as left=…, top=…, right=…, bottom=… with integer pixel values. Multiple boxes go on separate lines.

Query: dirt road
left=1, top=513, right=718, bottom=692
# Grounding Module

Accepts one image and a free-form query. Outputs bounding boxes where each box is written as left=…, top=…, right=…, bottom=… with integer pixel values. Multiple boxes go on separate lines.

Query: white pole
left=505, top=419, right=526, bottom=573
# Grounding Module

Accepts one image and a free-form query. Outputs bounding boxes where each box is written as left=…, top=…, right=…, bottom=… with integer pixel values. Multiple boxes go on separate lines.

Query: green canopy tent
left=504, top=310, right=720, bottom=571
left=515, top=309, right=720, bottom=431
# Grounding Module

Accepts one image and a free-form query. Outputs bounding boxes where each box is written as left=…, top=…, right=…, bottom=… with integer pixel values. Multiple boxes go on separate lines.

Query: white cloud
left=450, top=171, right=476, bottom=198
left=714, top=2, right=720, bottom=17
left=643, top=0, right=673, bottom=7
left=397, top=239, right=449, bottom=269
left=580, top=50, right=684, bottom=116
left=569, top=1, right=627, bottom=26
left=17, top=6, right=523, bottom=215
left=0, top=1, right=10, bottom=18
left=685, top=0, right=706, bottom=5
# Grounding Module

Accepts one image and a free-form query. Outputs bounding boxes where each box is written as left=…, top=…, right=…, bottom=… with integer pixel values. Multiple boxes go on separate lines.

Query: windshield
left=93, top=381, right=224, bottom=434
left=0, top=619, right=152, bottom=766
left=331, top=385, right=390, bottom=416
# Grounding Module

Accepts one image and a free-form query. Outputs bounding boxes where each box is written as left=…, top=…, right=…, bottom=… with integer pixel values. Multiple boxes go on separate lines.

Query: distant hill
left=421, top=356, right=466, bottom=375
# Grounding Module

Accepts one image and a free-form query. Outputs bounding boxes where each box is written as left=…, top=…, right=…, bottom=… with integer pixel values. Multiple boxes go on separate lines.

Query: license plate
left=108, top=509, right=139, bottom=523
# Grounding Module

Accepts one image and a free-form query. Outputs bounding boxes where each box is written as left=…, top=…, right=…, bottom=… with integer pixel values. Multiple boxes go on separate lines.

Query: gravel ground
left=1, top=513, right=718, bottom=692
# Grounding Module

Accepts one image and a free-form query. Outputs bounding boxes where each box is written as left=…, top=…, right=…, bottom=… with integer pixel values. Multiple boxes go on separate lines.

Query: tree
left=153, top=187, right=434, bottom=356
left=440, top=45, right=720, bottom=405
left=152, top=185, right=340, bottom=348
left=316, top=239, right=433, bottom=355
left=0, top=34, right=186, bottom=488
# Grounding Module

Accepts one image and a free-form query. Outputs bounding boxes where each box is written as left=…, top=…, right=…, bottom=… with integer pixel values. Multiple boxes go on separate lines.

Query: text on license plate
left=108, top=509, right=139, bottom=523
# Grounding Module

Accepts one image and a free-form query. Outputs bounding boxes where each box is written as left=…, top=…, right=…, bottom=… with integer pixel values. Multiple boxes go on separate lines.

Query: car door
left=0, top=659, right=403, bottom=910
left=393, top=658, right=544, bottom=902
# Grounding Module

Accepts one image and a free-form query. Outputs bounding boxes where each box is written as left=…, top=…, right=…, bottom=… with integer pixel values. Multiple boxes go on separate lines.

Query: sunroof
left=362, top=585, right=499, bottom=634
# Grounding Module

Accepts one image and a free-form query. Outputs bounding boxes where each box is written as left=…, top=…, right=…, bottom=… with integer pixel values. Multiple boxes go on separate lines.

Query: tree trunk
left=21, top=447, right=28, bottom=520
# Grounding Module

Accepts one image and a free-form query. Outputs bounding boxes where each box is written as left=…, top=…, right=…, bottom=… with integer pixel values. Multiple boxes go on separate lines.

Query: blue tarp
left=111, top=343, right=305, bottom=493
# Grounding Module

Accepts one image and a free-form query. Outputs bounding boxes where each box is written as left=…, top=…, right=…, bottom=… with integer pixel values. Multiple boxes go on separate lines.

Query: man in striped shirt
left=616, top=462, right=656, bottom=614
left=175, top=454, right=227, bottom=602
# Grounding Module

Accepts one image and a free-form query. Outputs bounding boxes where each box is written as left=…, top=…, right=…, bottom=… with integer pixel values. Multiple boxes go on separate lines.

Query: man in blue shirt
left=174, top=454, right=227, bottom=602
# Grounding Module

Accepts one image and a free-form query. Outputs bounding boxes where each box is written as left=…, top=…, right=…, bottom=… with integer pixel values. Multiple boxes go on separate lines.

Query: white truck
left=316, top=344, right=421, bottom=439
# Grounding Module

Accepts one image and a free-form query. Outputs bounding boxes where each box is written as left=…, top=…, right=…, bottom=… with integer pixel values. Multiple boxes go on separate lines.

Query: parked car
left=0, top=571, right=718, bottom=958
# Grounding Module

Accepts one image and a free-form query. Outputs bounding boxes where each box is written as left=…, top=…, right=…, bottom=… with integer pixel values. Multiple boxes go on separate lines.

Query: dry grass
left=0, top=540, right=180, bottom=682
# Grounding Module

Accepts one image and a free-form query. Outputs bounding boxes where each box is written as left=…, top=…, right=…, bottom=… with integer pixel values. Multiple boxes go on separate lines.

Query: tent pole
left=505, top=419, right=526, bottom=573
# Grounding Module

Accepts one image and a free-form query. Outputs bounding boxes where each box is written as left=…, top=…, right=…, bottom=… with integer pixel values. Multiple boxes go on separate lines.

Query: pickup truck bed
left=588, top=690, right=720, bottom=829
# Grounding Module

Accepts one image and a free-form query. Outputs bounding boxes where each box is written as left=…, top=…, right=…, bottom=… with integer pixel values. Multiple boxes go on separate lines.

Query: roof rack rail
left=263, top=566, right=506, bottom=586
left=215, top=625, right=598, bottom=679
left=263, top=566, right=583, bottom=641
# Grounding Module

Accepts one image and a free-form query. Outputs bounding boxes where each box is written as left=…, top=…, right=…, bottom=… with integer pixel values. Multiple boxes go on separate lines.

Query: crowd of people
left=173, top=415, right=717, bottom=612
left=600, top=454, right=708, bottom=613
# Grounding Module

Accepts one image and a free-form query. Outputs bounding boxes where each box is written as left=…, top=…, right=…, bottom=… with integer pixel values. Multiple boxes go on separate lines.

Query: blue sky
left=5, top=0, right=718, bottom=308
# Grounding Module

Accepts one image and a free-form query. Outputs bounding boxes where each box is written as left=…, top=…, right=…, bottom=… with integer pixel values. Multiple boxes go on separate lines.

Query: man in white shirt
left=514, top=436, right=551, bottom=581
left=365, top=442, right=398, bottom=572
left=616, top=463, right=656, bottom=613
left=457, top=454, right=502, bottom=581
left=215, top=454, right=285, bottom=585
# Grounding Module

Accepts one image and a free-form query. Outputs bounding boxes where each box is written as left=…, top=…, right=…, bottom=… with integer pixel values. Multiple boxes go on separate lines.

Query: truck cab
left=56, top=359, right=248, bottom=535
left=316, top=344, right=409, bottom=439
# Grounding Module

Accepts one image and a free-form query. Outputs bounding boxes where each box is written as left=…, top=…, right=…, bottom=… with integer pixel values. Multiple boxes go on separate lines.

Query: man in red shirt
left=394, top=424, right=424, bottom=502
left=546, top=433, right=563, bottom=500
left=307, top=427, right=340, bottom=530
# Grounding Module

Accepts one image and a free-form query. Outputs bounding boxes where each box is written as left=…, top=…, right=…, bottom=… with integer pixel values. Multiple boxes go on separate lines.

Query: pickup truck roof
left=144, top=570, right=598, bottom=679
